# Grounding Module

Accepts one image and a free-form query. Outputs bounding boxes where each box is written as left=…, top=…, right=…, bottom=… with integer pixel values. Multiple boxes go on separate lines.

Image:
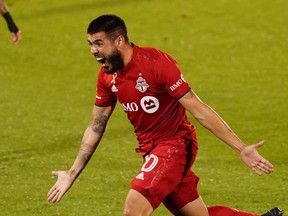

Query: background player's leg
left=123, top=189, right=154, bottom=216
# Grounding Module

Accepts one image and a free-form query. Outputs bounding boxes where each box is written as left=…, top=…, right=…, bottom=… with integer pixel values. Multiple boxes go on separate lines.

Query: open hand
left=47, top=171, right=75, bottom=203
left=240, top=140, right=274, bottom=175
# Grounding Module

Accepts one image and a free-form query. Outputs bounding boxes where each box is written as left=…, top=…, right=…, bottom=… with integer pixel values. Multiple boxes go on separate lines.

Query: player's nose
left=90, top=45, right=99, bottom=54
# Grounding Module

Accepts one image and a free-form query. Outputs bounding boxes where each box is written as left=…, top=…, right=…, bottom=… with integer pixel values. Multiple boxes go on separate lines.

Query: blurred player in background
left=0, top=0, right=21, bottom=44
left=47, top=15, right=283, bottom=216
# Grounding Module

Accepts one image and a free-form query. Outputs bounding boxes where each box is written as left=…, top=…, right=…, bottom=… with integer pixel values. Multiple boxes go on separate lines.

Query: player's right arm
left=47, top=104, right=115, bottom=203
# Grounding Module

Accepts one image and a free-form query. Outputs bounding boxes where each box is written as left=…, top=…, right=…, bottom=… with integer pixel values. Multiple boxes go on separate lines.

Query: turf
left=0, top=0, right=287, bottom=215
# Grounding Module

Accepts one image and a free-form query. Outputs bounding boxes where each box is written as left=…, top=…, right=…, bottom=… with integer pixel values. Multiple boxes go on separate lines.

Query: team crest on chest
left=135, top=73, right=149, bottom=93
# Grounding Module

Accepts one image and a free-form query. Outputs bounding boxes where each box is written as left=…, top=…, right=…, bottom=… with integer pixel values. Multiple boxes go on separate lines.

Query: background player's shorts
left=131, top=137, right=199, bottom=214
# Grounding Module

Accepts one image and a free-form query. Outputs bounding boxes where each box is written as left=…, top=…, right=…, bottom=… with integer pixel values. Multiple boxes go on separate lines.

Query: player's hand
left=47, top=171, right=75, bottom=203
left=11, top=31, right=21, bottom=45
left=240, top=140, right=274, bottom=176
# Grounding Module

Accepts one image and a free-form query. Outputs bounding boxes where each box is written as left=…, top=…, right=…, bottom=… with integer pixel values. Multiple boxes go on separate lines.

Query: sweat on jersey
left=95, top=44, right=197, bottom=155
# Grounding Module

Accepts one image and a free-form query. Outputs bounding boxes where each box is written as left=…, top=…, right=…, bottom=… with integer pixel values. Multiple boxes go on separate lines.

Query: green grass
left=0, top=0, right=287, bottom=215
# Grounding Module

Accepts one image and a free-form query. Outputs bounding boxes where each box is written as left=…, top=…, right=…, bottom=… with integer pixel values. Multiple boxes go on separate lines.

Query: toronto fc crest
left=135, top=73, right=149, bottom=93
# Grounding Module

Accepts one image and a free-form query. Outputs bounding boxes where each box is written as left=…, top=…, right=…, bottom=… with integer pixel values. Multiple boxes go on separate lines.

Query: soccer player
left=47, top=15, right=284, bottom=216
left=0, top=0, right=21, bottom=44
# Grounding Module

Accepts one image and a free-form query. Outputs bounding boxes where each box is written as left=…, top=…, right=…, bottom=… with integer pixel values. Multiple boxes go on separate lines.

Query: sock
left=208, top=206, right=260, bottom=216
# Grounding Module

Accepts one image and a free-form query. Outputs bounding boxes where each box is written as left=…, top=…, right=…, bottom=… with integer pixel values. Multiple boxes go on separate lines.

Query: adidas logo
left=111, top=84, right=118, bottom=92
left=136, top=172, right=144, bottom=180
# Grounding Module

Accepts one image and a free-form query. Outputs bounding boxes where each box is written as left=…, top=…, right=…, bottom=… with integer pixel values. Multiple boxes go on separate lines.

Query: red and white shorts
left=131, top=136, right=199, bottom=214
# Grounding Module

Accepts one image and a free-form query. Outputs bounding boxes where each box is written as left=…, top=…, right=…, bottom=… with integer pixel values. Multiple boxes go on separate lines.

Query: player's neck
left=122, top=42, right=134, bottom=67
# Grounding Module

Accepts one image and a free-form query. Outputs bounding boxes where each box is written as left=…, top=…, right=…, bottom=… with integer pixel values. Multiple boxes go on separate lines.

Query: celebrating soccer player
left=47, top=15, right=283, bottom=216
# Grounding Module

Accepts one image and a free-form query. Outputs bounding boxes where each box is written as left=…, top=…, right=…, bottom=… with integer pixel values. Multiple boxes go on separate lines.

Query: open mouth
left=96, top=57, right=106, bottom=64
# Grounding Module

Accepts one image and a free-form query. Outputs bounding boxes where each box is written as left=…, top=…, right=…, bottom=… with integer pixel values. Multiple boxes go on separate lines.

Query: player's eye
left=94, top=42, right=103, bottom=47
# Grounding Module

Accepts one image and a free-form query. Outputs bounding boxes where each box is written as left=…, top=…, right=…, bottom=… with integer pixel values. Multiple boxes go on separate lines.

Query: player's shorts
left=131, top=136, right=199, bottom=214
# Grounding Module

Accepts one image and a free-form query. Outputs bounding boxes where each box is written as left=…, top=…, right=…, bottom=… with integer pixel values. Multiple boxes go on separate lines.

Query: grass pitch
left=0, top=0, right=287, bottom=215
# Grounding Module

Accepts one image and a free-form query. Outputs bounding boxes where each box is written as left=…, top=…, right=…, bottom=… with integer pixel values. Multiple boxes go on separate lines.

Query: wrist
left=68, top=169, right=78, bottom=178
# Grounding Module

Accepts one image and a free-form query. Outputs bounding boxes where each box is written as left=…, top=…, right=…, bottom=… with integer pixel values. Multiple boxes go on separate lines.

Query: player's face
left=88, top=32, right=124, bottom=74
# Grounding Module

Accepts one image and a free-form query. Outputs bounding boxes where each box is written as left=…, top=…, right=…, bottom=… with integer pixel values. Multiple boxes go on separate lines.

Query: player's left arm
left=178, top=90, right=274, bottom=175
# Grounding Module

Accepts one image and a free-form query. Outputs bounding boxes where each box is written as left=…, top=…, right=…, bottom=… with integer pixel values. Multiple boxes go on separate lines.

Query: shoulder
left=135, top=45, right=175, bottom=64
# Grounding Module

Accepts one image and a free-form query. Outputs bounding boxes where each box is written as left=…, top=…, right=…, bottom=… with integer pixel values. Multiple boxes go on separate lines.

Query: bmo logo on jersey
left=121, top=96, right=159, bottom=114
left=140, top=96, right=159, bottom=113
left=169, top=74, right=187, bottom=91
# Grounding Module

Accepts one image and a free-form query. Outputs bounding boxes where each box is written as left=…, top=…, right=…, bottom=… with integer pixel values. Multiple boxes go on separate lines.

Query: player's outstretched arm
left=47, top=105, right=115, bottom=203
left=178, top=90, right=273, bottom=176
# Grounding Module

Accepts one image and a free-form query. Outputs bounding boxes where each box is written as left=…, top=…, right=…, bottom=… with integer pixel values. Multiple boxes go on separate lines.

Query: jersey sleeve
left=95, top=70, right=117, bottom=107
left=155, top=52, right=191, bottom=100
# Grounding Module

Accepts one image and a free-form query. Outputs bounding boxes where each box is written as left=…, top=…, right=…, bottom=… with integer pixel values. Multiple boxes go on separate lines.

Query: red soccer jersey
left=95, top=44, right=196, bottom=155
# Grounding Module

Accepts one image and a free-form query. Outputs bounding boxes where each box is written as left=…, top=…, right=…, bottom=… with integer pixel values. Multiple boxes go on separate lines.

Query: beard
left=103, top=49, right=125, bottom=74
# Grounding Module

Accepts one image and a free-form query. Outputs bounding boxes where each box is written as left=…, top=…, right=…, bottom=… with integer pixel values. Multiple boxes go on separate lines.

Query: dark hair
left=87, top=14, right=129, bottom=41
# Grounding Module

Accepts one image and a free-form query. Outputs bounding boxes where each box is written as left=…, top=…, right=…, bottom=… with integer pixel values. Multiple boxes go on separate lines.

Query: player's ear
left=116, top=35, right=124, bottom=46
